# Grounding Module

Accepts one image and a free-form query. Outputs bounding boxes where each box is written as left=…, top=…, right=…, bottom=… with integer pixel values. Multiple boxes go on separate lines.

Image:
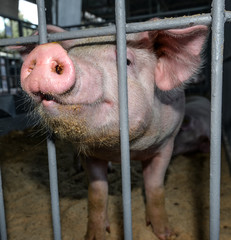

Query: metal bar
left=5, top=59, right=10, bottom=94
left=0, top=13, right=214, bottom=47
left=0, top=167, right=7, bottom=240
left=115, top=1, right=133, bottom=240
left=0, top=2, right=226, bottom=240
left=36, top=1, right=62, bottom=240
left=46, top=137, right=62, bottom=240
left=210, top=0, right=225, bottom=239
left=0, top=35, right=38, bottom=47
left=37, top=0, right=47, bottom=44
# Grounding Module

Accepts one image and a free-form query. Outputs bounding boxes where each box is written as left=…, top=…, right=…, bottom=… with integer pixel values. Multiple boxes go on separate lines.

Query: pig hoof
left=157, top=233, right=176, bottom=240
left=145, top=203, right=176, bottom=240
left=85, top=222, right=110, bottom=240
left=146, top=219, right=176, bottom=240
left=84, top=231, right=105, bottom=240
left=155, top=228, right=177, bottom=240
left=106, top=225, right=111, bottom=233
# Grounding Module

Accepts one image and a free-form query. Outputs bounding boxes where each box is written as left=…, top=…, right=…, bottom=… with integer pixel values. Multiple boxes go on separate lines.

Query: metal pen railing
left=0, top=0, right=227, bottom=240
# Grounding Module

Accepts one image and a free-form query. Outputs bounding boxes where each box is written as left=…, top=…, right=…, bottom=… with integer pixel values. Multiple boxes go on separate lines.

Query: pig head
left=18, top=23, right=208, bottom=240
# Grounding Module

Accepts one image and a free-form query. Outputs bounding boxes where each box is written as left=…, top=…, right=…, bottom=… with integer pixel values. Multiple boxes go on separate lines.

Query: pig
left=173, top=96, right=210, bottom=156
left=17, top=22, right=208, bottom=240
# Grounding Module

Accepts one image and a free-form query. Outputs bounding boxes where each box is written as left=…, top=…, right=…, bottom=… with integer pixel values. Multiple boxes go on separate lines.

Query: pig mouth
left=33, top=91, right=111, bottom=109
left=32, top=92, right=72, bottom=106
left=41, top=93, right=56, bottom=102
left=33, top=92, right=62, bottom=104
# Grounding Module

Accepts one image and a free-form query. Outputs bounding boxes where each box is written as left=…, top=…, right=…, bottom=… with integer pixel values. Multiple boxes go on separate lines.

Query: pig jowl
left=18, top=23, right=208, bottom=240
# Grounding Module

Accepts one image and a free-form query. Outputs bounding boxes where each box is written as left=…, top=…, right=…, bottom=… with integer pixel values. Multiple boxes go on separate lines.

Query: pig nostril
left=28, top=60, right=36, bottom=72
left=55, top=64, right=64, bottom=75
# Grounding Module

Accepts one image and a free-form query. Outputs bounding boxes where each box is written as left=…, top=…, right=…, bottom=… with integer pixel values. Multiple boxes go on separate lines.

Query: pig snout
left=20, top=43, right=76, bottom=100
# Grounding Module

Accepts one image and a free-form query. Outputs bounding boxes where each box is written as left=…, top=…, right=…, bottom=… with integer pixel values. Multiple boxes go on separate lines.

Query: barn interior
left=0, top=1, right=231, bottom=240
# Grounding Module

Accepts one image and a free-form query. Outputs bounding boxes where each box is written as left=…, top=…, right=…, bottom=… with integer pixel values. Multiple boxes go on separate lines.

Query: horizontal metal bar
left=0, top=13, right=212, bottom=47
left=125, top=13, right=211, bottom=33
left=0, top=35, right=38, bottom=47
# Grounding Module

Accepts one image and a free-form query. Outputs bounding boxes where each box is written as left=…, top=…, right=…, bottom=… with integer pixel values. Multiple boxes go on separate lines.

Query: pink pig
left=18, top=22, right=208, bottom=240
left=173, top=96, right=210, bottom=156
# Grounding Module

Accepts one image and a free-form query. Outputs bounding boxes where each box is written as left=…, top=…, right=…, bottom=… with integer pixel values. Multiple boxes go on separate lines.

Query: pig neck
left=77, top=89, right=185, bottom=162
left=129, top=88, right=185, bottom=151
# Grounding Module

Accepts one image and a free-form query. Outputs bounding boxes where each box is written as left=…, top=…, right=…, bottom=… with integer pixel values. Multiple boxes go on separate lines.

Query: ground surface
left=0, top=129, right=230, bottom=240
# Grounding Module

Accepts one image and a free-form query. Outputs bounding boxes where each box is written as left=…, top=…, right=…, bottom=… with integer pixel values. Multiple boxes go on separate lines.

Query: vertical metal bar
left=0, top=167, right=7, bottom=240
left=36, top=1, right=62, bottom=240
left=47, top=137, right=62, bottom=240
left=18, top=20, right=23, bottom=37
left=210, top=0, right=225, bottom=239
left=115, top=1, right=133, bottom=240
left=36, top=0, right=48, bottom=44
left=5, top=59, right=10, bottom=94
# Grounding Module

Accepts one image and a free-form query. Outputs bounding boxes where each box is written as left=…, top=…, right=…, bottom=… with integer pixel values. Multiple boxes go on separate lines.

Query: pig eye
left=127, top=59, right=132, bottom=66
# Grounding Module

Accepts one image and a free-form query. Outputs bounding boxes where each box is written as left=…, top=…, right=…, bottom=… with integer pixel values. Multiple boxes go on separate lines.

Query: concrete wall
left=57, top=0, right=82, bottom=27
left=0, top=0, right=18, bottom=18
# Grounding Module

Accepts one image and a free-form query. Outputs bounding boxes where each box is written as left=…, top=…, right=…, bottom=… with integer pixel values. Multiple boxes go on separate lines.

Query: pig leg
left=142, top=138, right=176, bottom=240
left=83, top=157, right=110, bottom=240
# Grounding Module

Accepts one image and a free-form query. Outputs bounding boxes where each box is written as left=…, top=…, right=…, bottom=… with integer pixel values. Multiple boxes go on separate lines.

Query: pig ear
left=7, top=25, right=72, bottom=61
left=7, top=44, right=37, bottom=61
left=149, top=25, right=208, bottom=91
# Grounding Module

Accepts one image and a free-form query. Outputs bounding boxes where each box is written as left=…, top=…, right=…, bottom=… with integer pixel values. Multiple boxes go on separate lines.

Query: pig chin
left=36, top=102, right=118, bottom=144
left=40, top=113, right=122, bottom=151
left=37, top=104, right=146, bottom=154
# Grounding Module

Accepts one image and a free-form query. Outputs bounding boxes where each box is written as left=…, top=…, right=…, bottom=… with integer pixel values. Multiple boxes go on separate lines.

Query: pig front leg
left=83, top=157, right=110, bottom=240
left=142, top=138, right=176, bottom=240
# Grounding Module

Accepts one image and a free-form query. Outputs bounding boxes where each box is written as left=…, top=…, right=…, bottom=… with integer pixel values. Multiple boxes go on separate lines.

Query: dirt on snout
left=0, top=128, right=231, bottom=240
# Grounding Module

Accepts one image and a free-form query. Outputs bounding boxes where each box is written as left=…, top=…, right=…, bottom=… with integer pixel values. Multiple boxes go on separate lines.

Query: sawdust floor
left=0, top=128, right=231, bottom=240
